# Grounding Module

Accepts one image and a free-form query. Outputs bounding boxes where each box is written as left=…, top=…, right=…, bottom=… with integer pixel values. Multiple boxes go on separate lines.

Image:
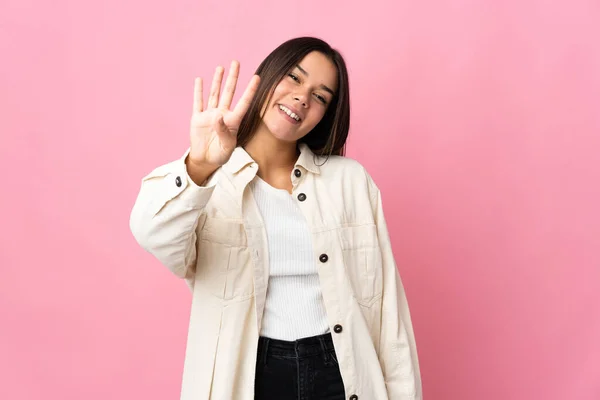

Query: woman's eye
left=288, top=73, right=300, bottom=82
left=314, top=94, right=327, bottom=104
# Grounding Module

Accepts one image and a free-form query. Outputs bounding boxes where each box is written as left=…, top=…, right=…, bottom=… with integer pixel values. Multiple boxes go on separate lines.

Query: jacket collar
left=222, top=142, right=321, bottom=176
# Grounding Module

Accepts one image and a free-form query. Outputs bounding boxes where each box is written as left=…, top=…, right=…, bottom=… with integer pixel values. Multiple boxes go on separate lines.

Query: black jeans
left=254, top=332, right=346, bottom=400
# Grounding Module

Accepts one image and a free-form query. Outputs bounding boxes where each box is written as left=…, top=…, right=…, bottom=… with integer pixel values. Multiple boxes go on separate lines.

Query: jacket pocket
left=196, top=216, right=254, bottom=301
left=338, top=224, right=382, bottom=307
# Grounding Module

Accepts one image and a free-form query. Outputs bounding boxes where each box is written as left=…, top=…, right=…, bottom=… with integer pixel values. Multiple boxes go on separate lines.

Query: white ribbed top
left=250, top=176, right=330, bottom=341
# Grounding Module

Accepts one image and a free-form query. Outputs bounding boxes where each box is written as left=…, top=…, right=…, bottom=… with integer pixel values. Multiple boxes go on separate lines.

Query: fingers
left=218, top=60, right=240, bottom=109
left=207, top=66, right=225, bottom=109
left=231, top=74, right=261, bottom=124
left=193, top=77, right=203, bottom=113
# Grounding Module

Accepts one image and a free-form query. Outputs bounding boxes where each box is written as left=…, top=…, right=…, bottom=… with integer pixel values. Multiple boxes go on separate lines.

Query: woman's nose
left=293, top=93, right=308, bottom=107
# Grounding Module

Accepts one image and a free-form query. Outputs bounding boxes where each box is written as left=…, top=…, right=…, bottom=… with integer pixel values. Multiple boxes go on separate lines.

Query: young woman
left=130, top=37, right=422, bottom=400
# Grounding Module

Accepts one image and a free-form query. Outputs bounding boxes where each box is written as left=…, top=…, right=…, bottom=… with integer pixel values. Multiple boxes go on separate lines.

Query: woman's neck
left=244, top=129, right=299, bottom=192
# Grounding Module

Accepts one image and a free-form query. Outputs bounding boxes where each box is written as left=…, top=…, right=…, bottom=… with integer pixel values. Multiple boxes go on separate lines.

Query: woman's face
left=260, top=51, right=338, bottom=143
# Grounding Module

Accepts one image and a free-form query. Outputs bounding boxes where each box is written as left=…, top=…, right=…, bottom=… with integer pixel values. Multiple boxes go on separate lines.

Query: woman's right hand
left=188, top=61, right=260, bottom=170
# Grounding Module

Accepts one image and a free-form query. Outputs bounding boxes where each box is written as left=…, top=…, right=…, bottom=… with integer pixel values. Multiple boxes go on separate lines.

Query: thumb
left=214, top=114, right=230, bottom=138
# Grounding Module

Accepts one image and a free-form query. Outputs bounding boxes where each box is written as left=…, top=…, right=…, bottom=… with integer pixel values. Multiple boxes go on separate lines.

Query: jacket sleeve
left=367, top=174, right=423, bottom=399
left=129, top=151, right=216, bottom=280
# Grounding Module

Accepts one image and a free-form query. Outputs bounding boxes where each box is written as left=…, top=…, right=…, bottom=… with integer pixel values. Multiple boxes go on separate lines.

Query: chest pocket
left=339, top=224, right=383, bottom=307
left=196, top=216, right=254, bottom=301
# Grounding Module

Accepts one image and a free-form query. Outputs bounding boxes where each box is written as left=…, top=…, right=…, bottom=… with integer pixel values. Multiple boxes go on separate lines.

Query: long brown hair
left=237, top=37, right=350, bottom=157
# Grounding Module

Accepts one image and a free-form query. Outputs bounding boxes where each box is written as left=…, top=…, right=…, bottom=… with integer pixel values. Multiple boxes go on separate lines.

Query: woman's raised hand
left=188, top=61, right=260, bottom=169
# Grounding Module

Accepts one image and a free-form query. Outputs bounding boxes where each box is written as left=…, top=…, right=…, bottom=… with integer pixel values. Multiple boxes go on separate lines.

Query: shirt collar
left=296, top=142, right=321, bottom=174
left=222, top=142, right=321, bottom=175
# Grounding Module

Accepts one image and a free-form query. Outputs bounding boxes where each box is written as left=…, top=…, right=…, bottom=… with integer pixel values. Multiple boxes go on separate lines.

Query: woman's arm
left=129, top=152, right=216, bottom=280
left=368, top=174, right=423, bottom=399
left=130, top=62, right=258, bottom=280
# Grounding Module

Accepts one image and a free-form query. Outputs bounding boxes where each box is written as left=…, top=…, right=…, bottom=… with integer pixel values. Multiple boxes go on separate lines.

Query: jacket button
left=333, top=324, right=343, bottom=333
left=175, top=176, right=182, bottom=187
left=349, top=395, right=358, bottom=400
left=294, top=168, right=302, bottom=177
left=319, top=254, right=328, bottom=263
left=297, top=193, right=307, bottom=202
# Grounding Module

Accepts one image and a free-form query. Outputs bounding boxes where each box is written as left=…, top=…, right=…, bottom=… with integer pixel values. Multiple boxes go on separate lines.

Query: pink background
left=1, top=0, right=599, bottom=399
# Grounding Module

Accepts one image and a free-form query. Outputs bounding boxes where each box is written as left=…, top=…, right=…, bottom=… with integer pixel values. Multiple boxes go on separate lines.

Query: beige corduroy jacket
left=130, top=143, right=422, bottom=400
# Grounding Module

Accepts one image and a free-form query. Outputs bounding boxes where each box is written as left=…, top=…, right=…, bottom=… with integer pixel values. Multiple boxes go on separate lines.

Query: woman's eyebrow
left=295, top=64, right=335, bottom=96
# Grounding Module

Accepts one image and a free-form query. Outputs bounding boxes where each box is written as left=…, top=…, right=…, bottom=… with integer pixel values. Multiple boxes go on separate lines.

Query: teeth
left=279, top=105, right=300, bottom=121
